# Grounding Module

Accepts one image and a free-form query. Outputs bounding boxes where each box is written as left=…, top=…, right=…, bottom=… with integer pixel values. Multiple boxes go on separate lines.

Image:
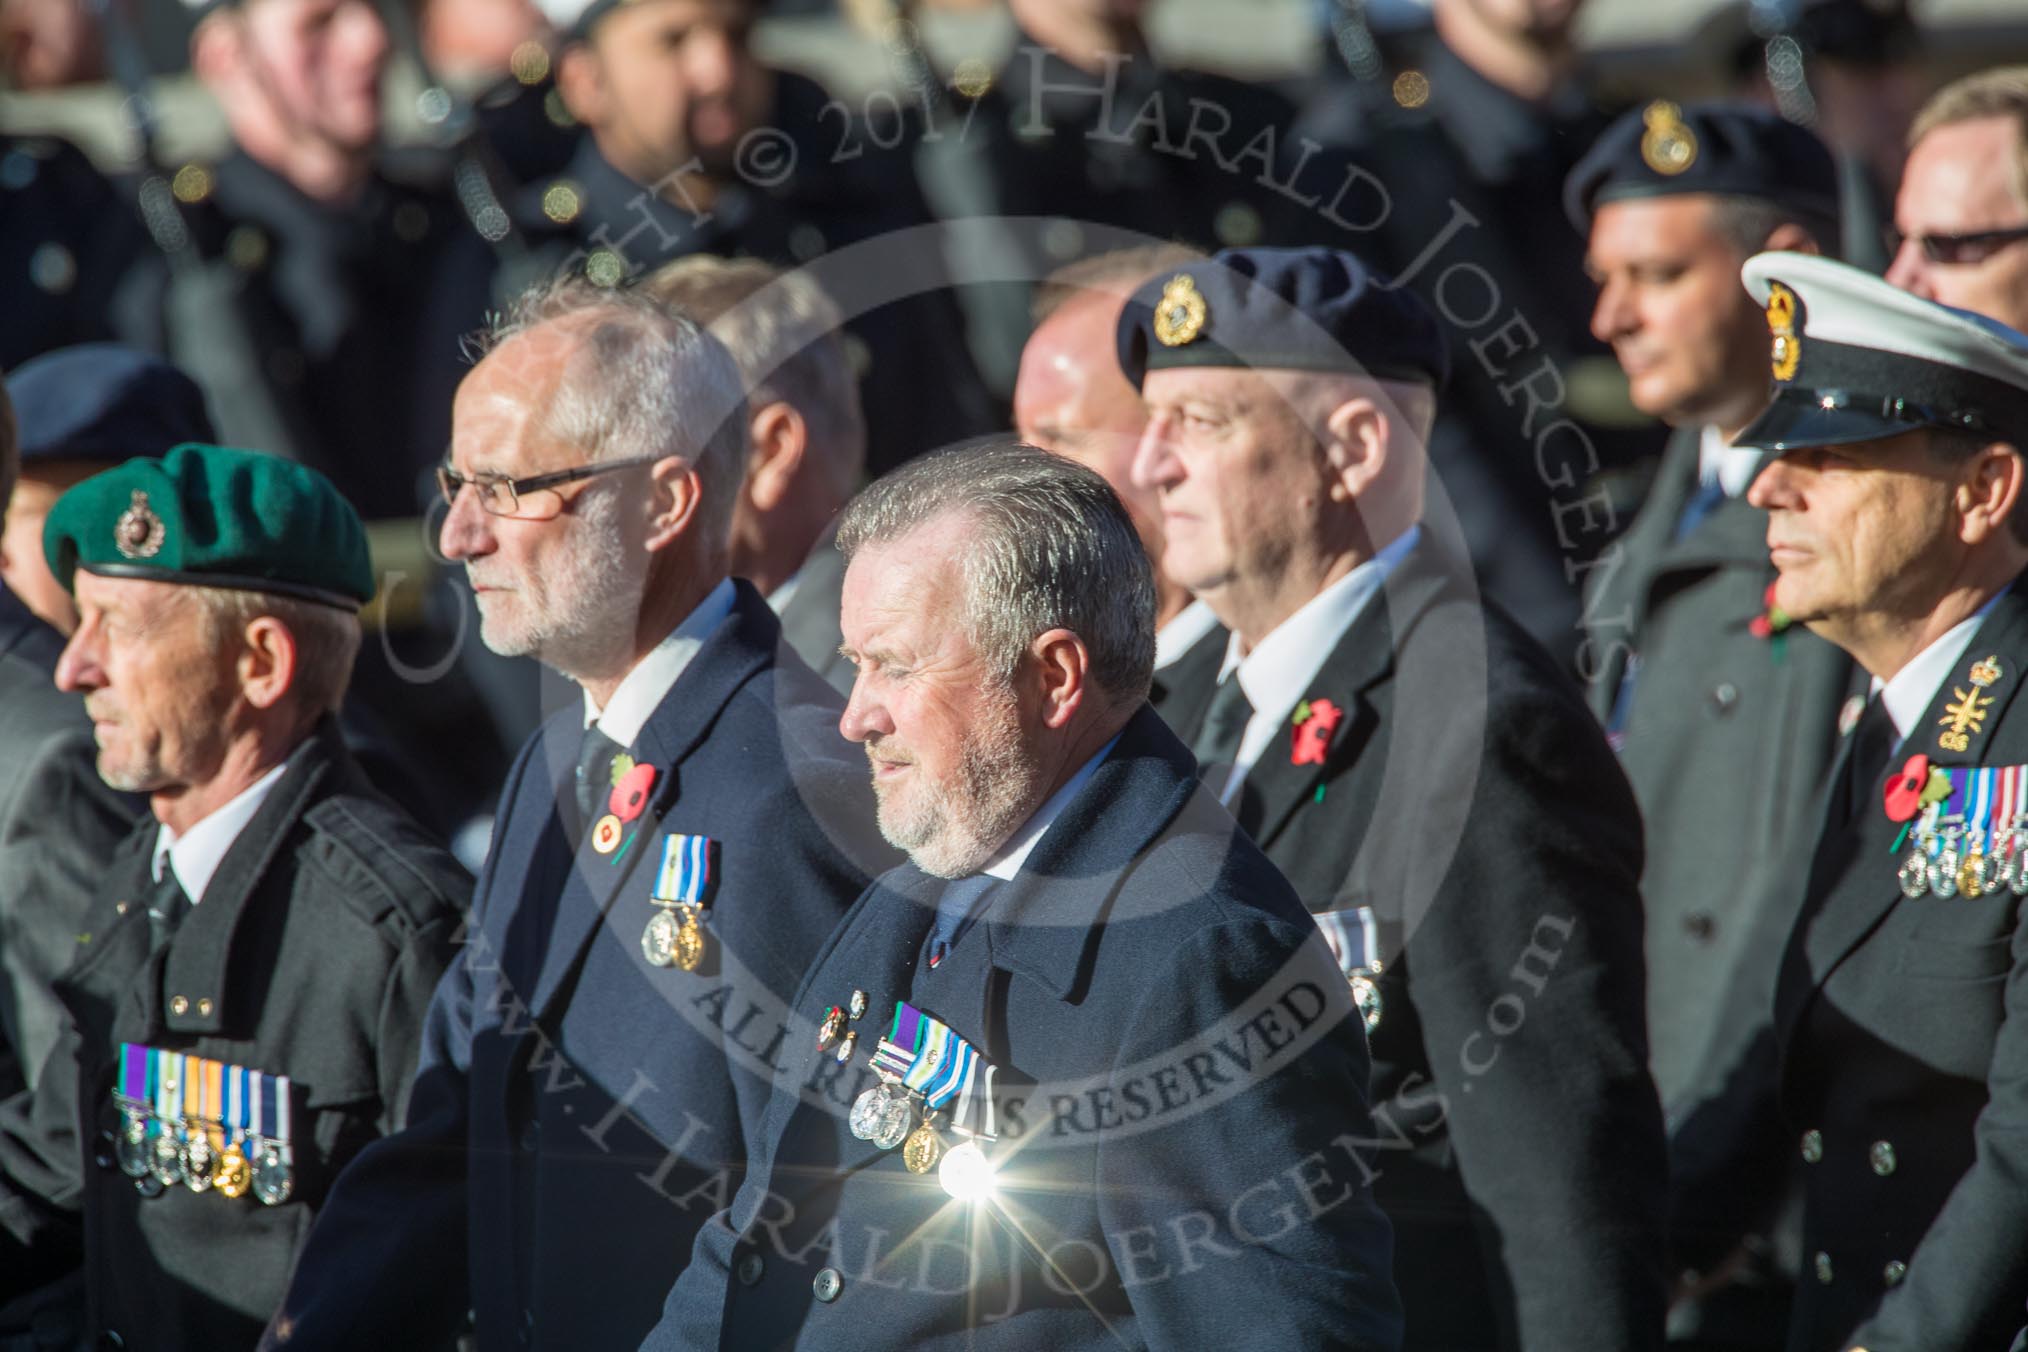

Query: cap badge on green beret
left=1640, top=101, right=1697, bottom=177
left=114, top=491, right=165, bottom=560
left=1154, top=274, right=1209, bottom=348
left=1767, top=282, right=1803, bottom=382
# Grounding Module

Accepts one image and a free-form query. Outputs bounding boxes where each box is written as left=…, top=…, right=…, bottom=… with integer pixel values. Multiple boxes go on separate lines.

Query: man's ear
left=554, top=41, right=606, bottom=128
left=238, top=615, right=298, bottom=712
left=1764, top=221, right=1824, bottom=258
left=1962, top=443, right=2027, bottom=546
left=644, top=454, right=705, bottom=551
left=1320, top=396, right=1389, bottom=505
left=746, top=401, right=809, bottom=513
left=1027, top=627, right=1090, bottom=731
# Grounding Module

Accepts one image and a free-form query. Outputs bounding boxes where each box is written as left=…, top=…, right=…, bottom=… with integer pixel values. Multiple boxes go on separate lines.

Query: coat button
left=812, top=1267, right=842, bottom=1303
left=1683, top=912, right=1716, bottom=941
left=517, top=1121, right=538, bottom=1152
left=736, top=1253, right=764, bottom=1286
left=100, top=1333, right=125, bottom=1349
left=1711, top=682, right=1739, bottom=713
left=1869, top=1140, right=1896, bottom=1176
left=115, top=901, right=129, bottom=915
left=1800, top=1129, right=1823, bottom=1163
left=169, top=996, right=189, bottom=1016
left=197, top=998, right=213, bottom=1017
left=1814, top=1251, right=1834, bottom=1284
left=1883, top=1259, right=1906, bottom=1287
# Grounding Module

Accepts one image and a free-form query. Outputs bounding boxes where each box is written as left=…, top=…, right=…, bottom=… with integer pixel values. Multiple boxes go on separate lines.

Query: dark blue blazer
left=648, top=705, right=1403, bottom=1351
left=265, top=582, right=891, bottom=1351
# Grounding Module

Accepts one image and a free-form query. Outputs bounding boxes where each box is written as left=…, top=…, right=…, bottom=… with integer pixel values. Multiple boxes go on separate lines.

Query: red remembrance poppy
left=1882, top=753, right=1930, bottom=823
left=610, top=762, right=657, bottom=822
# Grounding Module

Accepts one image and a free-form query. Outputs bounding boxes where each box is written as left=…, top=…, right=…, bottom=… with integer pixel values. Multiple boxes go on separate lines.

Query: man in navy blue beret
left=1567, top=103, right=1856, bottom=1346
left=1131, top=245, right=1669, bottom=1351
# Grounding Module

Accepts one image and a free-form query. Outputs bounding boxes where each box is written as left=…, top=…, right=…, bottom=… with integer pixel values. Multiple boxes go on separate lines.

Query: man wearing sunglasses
left=265, top=276, right=892, bottom=1351
left=1887, top=66, right=2028, bottom=332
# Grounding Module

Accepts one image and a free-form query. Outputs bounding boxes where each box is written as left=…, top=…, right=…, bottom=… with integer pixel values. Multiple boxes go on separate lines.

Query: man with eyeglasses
left=1887, top=66, right=2028, bottom=331
left=264, top=276, right=892, bottom=1352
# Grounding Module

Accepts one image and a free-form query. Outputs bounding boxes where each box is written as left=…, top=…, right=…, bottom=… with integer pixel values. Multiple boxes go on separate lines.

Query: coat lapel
left=1234, top=539, right=1459, bottom=853
left=1777, top=578, right=2028, bottom=1048
left=528, top=590, right=774, bottom=1020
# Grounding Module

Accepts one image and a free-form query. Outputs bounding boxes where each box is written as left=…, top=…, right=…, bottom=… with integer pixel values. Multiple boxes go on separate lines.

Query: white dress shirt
left=1698, top=424, right=1764, bottom=499
left=1873, top=596, right=2004, bottom=747
left=582, top=579, right=737, bottom=744
left=981, top=736, right=1118, bottom=882
left=1154, top=599, right=1221, bottom=671
left=150, top=763, right=289, bottom=903
left=1211, top=527, right=1421, bottom=803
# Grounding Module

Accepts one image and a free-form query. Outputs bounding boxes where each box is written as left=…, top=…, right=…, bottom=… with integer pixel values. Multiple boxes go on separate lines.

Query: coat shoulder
left=298, top=790, right=473, bottom=939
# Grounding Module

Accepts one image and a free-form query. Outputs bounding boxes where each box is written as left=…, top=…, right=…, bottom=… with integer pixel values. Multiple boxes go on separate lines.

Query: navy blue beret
left=1115, top=246, right=1449, bottom=392
left=8, top=345, right=216, bottom=467
left=1562, top=101, right=1839, bottom=232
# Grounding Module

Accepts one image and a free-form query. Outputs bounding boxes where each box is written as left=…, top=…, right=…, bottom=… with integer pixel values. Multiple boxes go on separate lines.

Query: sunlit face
left=1747, top=431, right=1969, bottom=644
left=439, top=324, right=642, bottom=677
left=240, top=0, right=390, bottom=153
left=570, top=0, right=769, bottom=180
left=1886, top=117, right=2028, bottom=331
left=54, top=573, right=237, bottom=794
left=1452, top=0, right=1585, bottom=43
left=1014, top=294, right=1164, bottom=562
left=1129, top=366, right=1330, bottom=604
left=1586, top=196, right=1769, bottom=428
left=838, top=518, right=1045, bottom=879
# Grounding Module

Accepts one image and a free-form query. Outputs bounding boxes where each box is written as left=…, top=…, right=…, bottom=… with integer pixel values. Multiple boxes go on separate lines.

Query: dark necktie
left=1673, top=474, right=1727, bottom=542
left=573, top=725, right=624, bottom=833
left=1191, top=677, right=1255, bottom=788
left=924, top=874, right=999, bottom=971
left=1834, top=696, right=1897, bottom=831
left=146, top=865, right=192, bottom=954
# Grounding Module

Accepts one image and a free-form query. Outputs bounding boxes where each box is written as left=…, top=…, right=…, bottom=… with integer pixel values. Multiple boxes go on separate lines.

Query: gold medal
left=673, top=904, right=705, bottom=972
left=903, top=1121, right=942, bottom=1174
left=215, top=1142, right=251, bottom=1199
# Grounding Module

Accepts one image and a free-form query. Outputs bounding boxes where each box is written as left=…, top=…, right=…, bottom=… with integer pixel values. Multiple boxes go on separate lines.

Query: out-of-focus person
left=1015, top=246, right=1221, bottom=671
left=1678, top=251, right=2028, bottom=1352
left=0, top=129, right=142, bottom=372
left=523, top=0, right=992, bottom=474
left=0, top=0, right=100, bottom=87
left=141, top=0, right=498, bottom=523
left=641, top=253, right=866, bottom=692
left=0, top=445, right=469, bottom=1350
left=1567, top=101, right=1856, bottom=1351
left=1131, top=246, right=1667, bottom=1351
left=1283, top=0, right=1659, bottom=663
left=263, top=277, right=890, bottom=1352
left=1886, top=65, right=2028, bottom=333
left=413, top=0, right=577, bottom=187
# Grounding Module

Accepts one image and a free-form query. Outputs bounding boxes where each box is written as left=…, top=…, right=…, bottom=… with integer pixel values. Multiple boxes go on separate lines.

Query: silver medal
left=152, top=1128, right=184, bottom=1188
left=116, top=1113, right=152, bottom=1179
left=1932, top=848, right=1961, bottom=898
left=1898, top=850, right=1930, bottom=899
left=181, top=1131, right=216, bottom=1192
left=641, top=908, right=680, bottom=967
left=251, top=1140, right=292, bottom=1206
left=1349, top=970, right=1384, bottom=1033
left=849, top=1081, right=912, bottom=1150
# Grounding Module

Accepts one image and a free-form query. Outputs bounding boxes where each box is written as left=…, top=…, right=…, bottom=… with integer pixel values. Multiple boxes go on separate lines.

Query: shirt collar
left=1698, top=424, right=1762, bottom=499
left=1218, top=526, right=1422, bottom=712
left=980, top=734, right=1121, bottom=882
left=765, top=567, right=804, bottom=617
left=582, top=578, right=737, bottom=745
left=151, top=762, right=290, bottom=904
left=1154, top=598, right=1221, bottom=671
left=1872, top=594, right=2005, bottom=744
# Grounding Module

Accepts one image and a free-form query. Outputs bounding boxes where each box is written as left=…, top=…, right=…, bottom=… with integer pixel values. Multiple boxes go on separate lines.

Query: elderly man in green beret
left=0, top=444, right=471, bottom=1351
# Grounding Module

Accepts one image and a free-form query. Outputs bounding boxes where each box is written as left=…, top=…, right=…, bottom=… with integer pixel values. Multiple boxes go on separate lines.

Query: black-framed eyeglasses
left=436, top=454, right=666, bottom=520
left=1885, top=224, right=2028, bottom=266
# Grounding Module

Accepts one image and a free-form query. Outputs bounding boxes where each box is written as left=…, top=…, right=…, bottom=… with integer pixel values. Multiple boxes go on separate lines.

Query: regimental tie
left=572, top=725, right=623, bottom=833
left=114, top=1044, right=293, bottom=1204
left=1191, top=677, right=1254, bottom=792
left=145, top=865, right=191, bottom=954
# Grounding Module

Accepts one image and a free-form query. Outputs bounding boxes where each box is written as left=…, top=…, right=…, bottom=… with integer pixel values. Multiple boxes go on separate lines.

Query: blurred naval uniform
left=1277, top=24, right=1660, bottom=660
left=1131, top=250, right=1667, bottom=1352
left=514, top=26, right=993, bottom=473
left=918, top=28, right=1297, bottom=393
left=0, top=448, right=470, bottom=1350
left=128, top=147, right=496, bottom=524
left=0, top=134, right=144, bottom=372
left=1673, top=255, right=2028, bottom=1351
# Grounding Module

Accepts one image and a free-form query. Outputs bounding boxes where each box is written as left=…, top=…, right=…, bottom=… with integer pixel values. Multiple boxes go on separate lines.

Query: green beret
left=42, top=444, right=374, bottom=611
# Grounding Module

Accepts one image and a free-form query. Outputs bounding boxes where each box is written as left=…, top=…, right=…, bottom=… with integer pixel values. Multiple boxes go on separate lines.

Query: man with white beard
left=265, top=277, right=891, bottom=1352
left=644, top=441, right=1402, bottom=1351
